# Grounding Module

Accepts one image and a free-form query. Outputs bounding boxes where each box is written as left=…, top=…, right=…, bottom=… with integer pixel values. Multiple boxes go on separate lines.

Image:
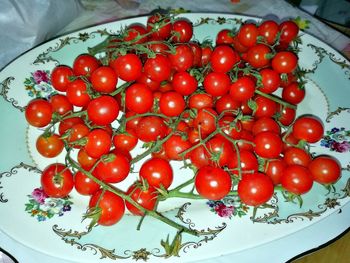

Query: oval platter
left=0, top=13, right=349, bottom=263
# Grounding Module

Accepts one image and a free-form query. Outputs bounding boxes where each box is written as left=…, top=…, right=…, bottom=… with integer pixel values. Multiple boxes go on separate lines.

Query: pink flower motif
left=331, top=141, right=350, bottom=153
left=215, top=203, right=234, bottom=218
left=33, top=70, right=49, bottom=84
left=32, top=188, right=48, bottom=204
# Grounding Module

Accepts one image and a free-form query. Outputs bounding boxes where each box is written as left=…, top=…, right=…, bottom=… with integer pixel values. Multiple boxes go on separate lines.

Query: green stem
left=255, top=89, right=297, bottom=110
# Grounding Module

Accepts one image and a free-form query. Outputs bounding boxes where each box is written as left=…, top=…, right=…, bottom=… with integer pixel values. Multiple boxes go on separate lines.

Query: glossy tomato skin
left=279, top=20, right=299, bottom=45
left=282, top=82, right=305, bottom=105
left=125, top=183, right=158, bottom=215
left=95, top=153, right=130, bottom=183
left=254, top=96, right=277, bottom=118
left=229, top=76, right=256, bottom=102
left=254, top=131, right=282, bottom=159
left=272, top=51, right=298, bottom=74
left=139, top=158, right=173, bottom=189
left=206, top=136, right=233, bottom=167
left=172, top=71, right=198, bottom=96
left=252, top=117, right=280, bottom=136
left=84, top=129, right=112, bottom=159
left=66, top=79, right=91, bottom=107
left=50, top=94, right=73, bottom=116
left=193, top=108, right=218, bottom=137
left=238, top=173, right=274, bottom=206
left=215, top=94, right=240, bottom=115
left=136, top=116, right=167, bottom=142
left=144, top=54, right=171, bottom=82
left=246, top=44, right=271, bottom=68
left=227, top=150, right=259, bottom=175
left=163, top=135, right=192, bottom=161
left=171, top=19, right=193, bottom=43
left=216, top=29, right=235, bottom=45
left=169, top=44, right=194, bottom=72
left=51, top=65, right=74, bottom=92
left=113, top=129, right=138, bottom=152
left=237, top=23, right=259, bottom=47
left=264, top=159, right=287, bottom=185
left=89, top=190, right=125, bottom=226
left=41, top=163, right=74, bottom=198
left=189, top=145, right=210, bottom=168
left=110, top=53, right=142, bottom=82
left=77, top=148, right=97, bottom=170
left=259, top=68, right=280, bottom=94
left=36, top=133, right=64, bottom=158
left=195, top=166, right=232, bottom=200
left=72, top=54, right=100, bottom=77
left=283, top=147, right=311, bottom=167
left=308, top=156, right=341, bottom=184
left=87, top=96, right=119, bottom=126
left=90, top=66, right=118, bottom=93
left=203, top=72, right=231, bottom=96
left=281, top=165, right=313, bottom=195
left=147, top=14, right=172, bottom=40
left=292, top=116, right=324, bottom=143
left=58, top=117, right=84, bottom=136
left=159, top=91, right=186, bottom=117
left=210, top=45, right=239, bottom=73
left=258, top=20, right=279, bottom=45
left=74, top=171, right=100, bottom=196
left=125, top=83, right=154, bottom=114
left=189, top=93, right=214, bottom=110
left=25, top=99, right=53, bottom=127
left=124, top=24, right=148, bottom=44
left=66, top=123, right=89, bottom=148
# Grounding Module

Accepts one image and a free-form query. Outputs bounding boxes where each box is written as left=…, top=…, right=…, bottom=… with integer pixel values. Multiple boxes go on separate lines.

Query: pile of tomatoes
left=24, top=13, right=342, bottom=229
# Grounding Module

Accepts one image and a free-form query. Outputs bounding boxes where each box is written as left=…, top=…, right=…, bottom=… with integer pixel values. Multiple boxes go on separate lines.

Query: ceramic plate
left=0, top=13, right=349, bottom=263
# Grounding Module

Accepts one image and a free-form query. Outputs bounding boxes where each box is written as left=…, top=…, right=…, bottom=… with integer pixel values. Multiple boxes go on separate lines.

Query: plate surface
left=0, top=13, right=349, bottom=263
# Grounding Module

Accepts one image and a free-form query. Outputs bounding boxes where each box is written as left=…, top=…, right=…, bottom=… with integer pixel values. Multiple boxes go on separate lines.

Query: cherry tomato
left=277, top=105, right=296, bottom=126
left=58, top=117, right=84, bottom=136
left=230, top=76, right=256, bottom=102
left=308, top=156, right=341, bottom=184
left=283, top=147, right=311, bottom=167
left=281, top=165, right=313, bottom=195
left=246, top=44, right=271, bottom=68
left=113, top=129, right=138, bottom=152
left=90, top=66, right=118, bottom=93
left=51, top=65, right=74, bottom=92
left=237, top=23, right=259, bottom=47
left=282, top=82, right=305, bottom=105
left=36, top=133, right=64, bottom=158
left=206, top=136, right=233, bottom=167
left=110, top=53, right=142, bottom=82
left=172, top=71, right=198, bottom=96
left=87, top=96, right=119, bottom=126
left=74, top=171, right=100, bottom=196
left=163, top=135, right=192, bottom=161
left=254, top=131, right=282, bottom=158
left=195, top=166, right=232, bottom=200
left=203, top=72, right=231, bottom=96
left=95, top=153, right=130, bottom=183
left=139, top=157, right=173, bottom=189
left=279, top=20, right=299, bottom=45
left=124, top=24, right=148, bottom=44
left=159, top=91, right=186, bottom=117
left=126, top=183, right=158, bottom=215
left=254, top=95, right=277, bottom=118
left=216, top=29, right=235, bottom=45
left=215, top=94, right=241, bottom=115
left=210, top=45, right=239, bottom=73
left=72, top=54, right=100, bottom=76
left=168, top=44, right=194, bottom=72
left=272, top=51, right=298, bottom=74
left=147, top=13, right=172, bottom=40
left=171, top=19, right=193, bottom=43
left=25, top=98, right=53, bottom=127
left=264, top=159, right=287, bottom=185
left=144, top=54, right=172, bottom=82
left=227, top=150, right=258, bottom=175
left=189, top=42, right=202, bottom=67
left=258, top=20, right=279, bottom=45
left=252, top=117, right=280, bottom=136
left=189, top=145, right=210, bottom=168
left=125, top=83, right=154, bottom=114
left=259, top=68, right=280, bottom=94
left=77, top=148, right=97, bottom=170
left=136, top=116, right=167, bottom=142
left=189, top=93, right=214, bottom=110
left=65, top=123, right=89, bottom=148
left=193, top=108, right=218, bottom=137
left=50, top=94, right=73, bottom=116
left=218, top=116, right=242, bottom=139
left=66, top=79, right=91, bottom=107
left=84, top=129, right=112, bottom=159
left=292, top=116, right=324, bottom=143
left=89, top=190, right=125, bottom=226
left=41, top=163, right=74, bottom=198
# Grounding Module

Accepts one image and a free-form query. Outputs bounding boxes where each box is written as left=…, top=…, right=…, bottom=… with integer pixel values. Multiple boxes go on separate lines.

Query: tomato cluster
left=25, top=13, right=342, bottom=229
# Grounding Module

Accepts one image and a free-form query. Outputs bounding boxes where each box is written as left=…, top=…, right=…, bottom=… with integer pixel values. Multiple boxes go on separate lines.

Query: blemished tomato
left=159, top=91, right=186, bottom=117
left=136, top=116, right=167, bottom=142
left=195, top=166, right=232, bottom=200
left=171, top=19, right=193, bottom=43
left=168, top=44, right=194, bottom=72
left=292, top=115, right=324, bottom=143
left=25, top=99, right=53, bottom=127
left=264, top=159, right=287, bottom=185
left=41, top=163, right=74, bottom=198
left=254, top=131, right=283, bottom=158
left=110, top=53, right=142, bottom=82
left=237, top=23, right=259, bottom=47
left=84, top=129, right=112, bottom=159
left=72, top=54, right=100, bottom=76
left=203, top=72, right=231, bottom=96
left=229, top=76, right=256, bottom=102
left=89, top=189, right=125, bottom=226
left=246, top=44, right=271, bottom=68
left=283, top=147, right=311, bottom=167
left=282, top=82, right=305, bottom=105
left=74, top=171, right=100, bottom=196
left=272, top=51, right=298, bottom=74
left=87, top=96, right=119, bottom=126
left=164, top=135, right=192, bottom=161
left=139, top=158, right=173, bottom=189
left=95, top=153, right=130, bottom=183
left=189, top=93, right=214, bottom=110
left=125, top=183, right=158, bottom=215
left=66, top=79, right=91, bottom=107
left=281, top=165, right=313, bottom=195
left=125, top=83, right=154, bottom=114
left=172, top=71, right=198, bottom=96
left=36, top=133, right=64, bottom=158
left=308, top=156, right=341, bottom=184
left=210, top=45, right=239, bottom=73
left=50, top=94, right=73, bottom=116
left=238, top=173, right=274, bottom=206
left=90, top=66, right=118, bottom=93
left=144, top=54, right=172, bottom=82
left=51, top=65, right=74, bottom=92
